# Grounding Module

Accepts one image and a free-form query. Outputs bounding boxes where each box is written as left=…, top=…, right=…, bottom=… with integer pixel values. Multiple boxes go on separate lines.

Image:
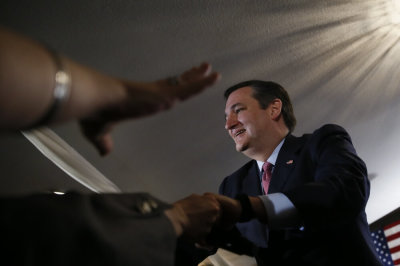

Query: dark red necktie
left=262, top=162, right=273, bottom=194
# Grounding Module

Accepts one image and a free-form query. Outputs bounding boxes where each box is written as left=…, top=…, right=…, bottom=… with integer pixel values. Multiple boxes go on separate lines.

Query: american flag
left=371, top=219, right=400, bottom=266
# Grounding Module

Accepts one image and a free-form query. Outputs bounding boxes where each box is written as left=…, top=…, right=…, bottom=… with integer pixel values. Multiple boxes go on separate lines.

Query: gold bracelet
left=30, top=48, right=71, bottom=128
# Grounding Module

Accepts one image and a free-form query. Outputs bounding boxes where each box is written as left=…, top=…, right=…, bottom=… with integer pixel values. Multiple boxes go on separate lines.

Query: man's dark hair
left=224, top=80, right=296, bottom=132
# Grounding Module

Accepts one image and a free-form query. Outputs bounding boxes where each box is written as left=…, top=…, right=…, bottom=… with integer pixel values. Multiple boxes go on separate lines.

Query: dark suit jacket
left=219, top=124, right=382, bottom=266
left=0, top=192, right=176, bottom=266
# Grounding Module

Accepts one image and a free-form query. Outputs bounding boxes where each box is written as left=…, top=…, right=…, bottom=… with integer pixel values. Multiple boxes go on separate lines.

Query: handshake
left=164, top=193, right=267, bottom=248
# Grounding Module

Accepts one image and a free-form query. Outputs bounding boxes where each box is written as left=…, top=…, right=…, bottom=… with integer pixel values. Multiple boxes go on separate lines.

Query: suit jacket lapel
left=243, top=161, right=263, bottom=196
left=268, top=134, right=304, bottom=194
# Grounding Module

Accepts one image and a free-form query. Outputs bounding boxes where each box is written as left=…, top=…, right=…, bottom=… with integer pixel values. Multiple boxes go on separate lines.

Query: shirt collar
left=257, top=138, right=285, bottom=172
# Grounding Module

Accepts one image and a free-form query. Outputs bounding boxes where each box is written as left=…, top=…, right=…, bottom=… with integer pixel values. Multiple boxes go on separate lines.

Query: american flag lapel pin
left=286, top=159, right=294, bottom=165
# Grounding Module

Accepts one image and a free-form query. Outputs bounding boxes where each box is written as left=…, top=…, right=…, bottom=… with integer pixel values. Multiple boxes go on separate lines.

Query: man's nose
left=225, top=114, right=238, bottom=130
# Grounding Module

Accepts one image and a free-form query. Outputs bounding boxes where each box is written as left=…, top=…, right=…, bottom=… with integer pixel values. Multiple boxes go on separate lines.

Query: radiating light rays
left=389, top=0, right=400, bottom=24
left=246, top=0, right=400, bottom=132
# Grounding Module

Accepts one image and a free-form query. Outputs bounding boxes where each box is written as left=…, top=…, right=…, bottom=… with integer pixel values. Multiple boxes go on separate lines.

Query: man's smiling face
left=224, top=86, right=273, bottom=154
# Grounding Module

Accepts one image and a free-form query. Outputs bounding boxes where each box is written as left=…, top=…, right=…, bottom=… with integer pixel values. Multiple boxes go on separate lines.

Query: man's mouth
left=234, top=129, right=246, bottom=138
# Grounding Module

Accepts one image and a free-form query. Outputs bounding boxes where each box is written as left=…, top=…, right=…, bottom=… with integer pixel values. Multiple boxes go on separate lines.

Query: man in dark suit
left=217, top=80, right=382, bottom=265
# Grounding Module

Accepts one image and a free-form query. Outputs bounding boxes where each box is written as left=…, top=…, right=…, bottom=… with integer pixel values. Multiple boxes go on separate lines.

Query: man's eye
left=235, top=108, right=245, bottom=114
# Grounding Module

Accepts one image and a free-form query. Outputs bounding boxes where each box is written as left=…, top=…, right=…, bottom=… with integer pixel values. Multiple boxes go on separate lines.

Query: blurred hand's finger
left=94, top=133, right=113, bottom=156
left=79, top=119, right=114, bottom=156
left=177, top=72, right=220, bottom=100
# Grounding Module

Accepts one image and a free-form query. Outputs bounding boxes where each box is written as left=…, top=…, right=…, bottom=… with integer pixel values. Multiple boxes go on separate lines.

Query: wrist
left=250, top=196, right=269, bottom=223
left=164, top=206, right=185, bottom=237
left=28, top=49, right=71, bottom=128
left=235, top=194, right=255, bottom=222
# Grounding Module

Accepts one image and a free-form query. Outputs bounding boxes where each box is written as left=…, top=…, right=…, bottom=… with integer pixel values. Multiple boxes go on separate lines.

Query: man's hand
left=204, top=193, right=242, bottom=229
left=80, top=63, right=220, bottom=156
left=205, top=193, right=268, bottom=228
left=164, top=193, right=221, bottom=243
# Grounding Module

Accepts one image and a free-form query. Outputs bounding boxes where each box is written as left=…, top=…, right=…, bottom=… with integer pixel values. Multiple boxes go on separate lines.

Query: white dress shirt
left=256, top=138, right=301, bottom=229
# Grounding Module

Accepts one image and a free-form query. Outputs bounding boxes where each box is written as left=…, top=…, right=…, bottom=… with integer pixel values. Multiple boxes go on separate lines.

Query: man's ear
left=269, top=99, right=282, bottom=120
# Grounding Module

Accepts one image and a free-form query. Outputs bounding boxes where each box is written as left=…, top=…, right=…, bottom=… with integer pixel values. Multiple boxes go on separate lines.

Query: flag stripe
left=388, top=238, right=400, bottom=249
left=393, top=251, right=400, bottom=260
left=384, top=220, right=400, bottom=231
left=385, top=224, right=400, bottom=237
left=387, top=232, right=400, bottom=242
left=392, top=246, right=400, bottom=253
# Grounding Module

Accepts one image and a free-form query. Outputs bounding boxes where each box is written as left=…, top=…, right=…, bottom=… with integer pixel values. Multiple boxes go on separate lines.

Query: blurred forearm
left=0, top=26, right=125, bottom=129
